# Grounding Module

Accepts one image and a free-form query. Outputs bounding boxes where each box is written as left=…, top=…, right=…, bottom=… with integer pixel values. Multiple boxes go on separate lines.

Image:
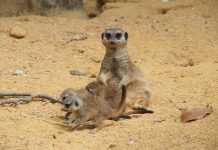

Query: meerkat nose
left=64, top=104, right=71, bottom=109
left=110, top=41, right=115, bottom=45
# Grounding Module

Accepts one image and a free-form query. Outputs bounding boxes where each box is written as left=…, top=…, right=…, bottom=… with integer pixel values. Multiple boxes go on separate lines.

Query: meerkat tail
left=109, top=108, right=154, bottom=121
left=108, top=85, right=127, bottom=118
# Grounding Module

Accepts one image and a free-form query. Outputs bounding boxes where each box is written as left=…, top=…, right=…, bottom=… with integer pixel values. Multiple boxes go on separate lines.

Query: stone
left=69, top=70, right=87, bottom=76
left=128, top=139, right=135, bottom=145
left=13, top=69, right=25, bottom=76
left=9, top=26, right=27, bottom=38
left=72, top=34, right=87, bottom=41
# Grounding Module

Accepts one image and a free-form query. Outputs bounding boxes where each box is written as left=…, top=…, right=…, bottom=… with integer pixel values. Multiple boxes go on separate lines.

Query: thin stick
left=0, top=97, right=32, bottom=105
left=35, top=118, right=68, bottom=128
left=0, top=92, right=59, bottom=105
left=33, top=94, right=58, bottom=102
left=0, top=92, right=31, bottom=97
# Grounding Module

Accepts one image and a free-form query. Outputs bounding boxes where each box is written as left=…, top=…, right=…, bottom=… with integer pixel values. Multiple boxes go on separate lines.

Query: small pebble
left=69, top=70, right=87, bottom=76
left=77, top=49, right=85, bottom=53
left=108, top=144, right=116, bottom=149
left=72, top=34, right=87, bottom=41
left=58, top=131, right=64, bottom=134
left=128, top=139, right=135, bottom=145
left=162, top=0, right=170, bottom=2
left=9, top=26, right=27, bottom=38
left=13, top=69, right=25, bottom=76
left=52, top=134, right=56, bottom=139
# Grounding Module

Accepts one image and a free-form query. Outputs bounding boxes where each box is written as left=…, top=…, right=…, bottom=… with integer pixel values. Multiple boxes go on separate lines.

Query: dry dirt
left=0, top=0, right=218, bottom=149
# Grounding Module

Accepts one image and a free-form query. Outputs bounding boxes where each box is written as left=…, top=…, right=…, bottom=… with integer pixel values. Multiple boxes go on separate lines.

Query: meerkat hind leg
left=90, top=115, right=106, bottom=134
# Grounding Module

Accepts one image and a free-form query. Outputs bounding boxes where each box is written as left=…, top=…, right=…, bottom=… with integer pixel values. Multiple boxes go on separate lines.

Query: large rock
left=9, top=26, right=27, bottom=38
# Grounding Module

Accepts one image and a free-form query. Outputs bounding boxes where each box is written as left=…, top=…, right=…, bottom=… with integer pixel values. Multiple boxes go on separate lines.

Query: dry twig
left=0, top=92, right=59, bottom=105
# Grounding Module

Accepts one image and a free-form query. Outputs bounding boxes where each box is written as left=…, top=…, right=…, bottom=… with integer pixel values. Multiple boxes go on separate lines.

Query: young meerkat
left=86, top=81, right=153, bottom=115
left=59, top=85, right=126, bottom=131
left=97, top=28, right=151, bottom=108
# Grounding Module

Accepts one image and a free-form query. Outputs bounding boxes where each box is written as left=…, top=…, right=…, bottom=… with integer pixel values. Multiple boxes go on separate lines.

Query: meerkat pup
left=86, top=81, right=153, bottom=116
left=97, top=28, right=150, bottom=108
left=59, top=85, right=126, bottom=131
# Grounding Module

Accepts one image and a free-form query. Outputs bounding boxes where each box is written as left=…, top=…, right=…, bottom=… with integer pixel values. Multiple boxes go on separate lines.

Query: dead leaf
left=180, top=106, right=213, bottom=123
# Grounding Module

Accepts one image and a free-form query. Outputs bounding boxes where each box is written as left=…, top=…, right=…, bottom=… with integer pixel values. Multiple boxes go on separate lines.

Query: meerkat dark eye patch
left=75, top=101, right=79, bottom=107
left=124, top=32, right=128, bottom=40
left=62, top=96, right=67, bottom=101
left=115, top=33, right=122, bottom=39
left=105, top=33, right=111, bottom=40
left=101, top=33, right=104, bottom=40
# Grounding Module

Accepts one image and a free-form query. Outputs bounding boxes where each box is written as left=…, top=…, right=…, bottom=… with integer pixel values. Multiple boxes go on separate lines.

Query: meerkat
left=86, top=81, right=153, bottom=116
left=97, top=28, right=150, bottom=109
left=59, top=88, right=90, bottom=119
left=59, top=85, right=126, bottom=131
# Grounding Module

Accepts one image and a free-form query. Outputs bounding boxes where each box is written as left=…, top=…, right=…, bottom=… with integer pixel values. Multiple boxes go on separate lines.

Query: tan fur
left=86, top=80, right=150, bottom=113
left=97, top=28, right=150, bottom=109
left=59, top=85, right=126, bottom=131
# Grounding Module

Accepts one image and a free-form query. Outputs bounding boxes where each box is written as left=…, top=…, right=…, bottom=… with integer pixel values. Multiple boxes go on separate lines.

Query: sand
left=0, top=0, right=217, bottom=149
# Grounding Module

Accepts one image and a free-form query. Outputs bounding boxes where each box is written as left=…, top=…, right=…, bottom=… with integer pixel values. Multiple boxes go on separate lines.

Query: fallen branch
left=0, top=97, right=32, bottom=105
left=0, top=92, right=59, bottom=105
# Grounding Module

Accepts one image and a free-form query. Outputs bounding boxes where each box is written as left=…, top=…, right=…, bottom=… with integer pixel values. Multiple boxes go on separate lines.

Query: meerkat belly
left=101, top=53, right=114, bottom=70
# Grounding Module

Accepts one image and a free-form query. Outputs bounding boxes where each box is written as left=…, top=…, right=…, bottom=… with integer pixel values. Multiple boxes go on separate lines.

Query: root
left=0, top=92, right=59, bottom=105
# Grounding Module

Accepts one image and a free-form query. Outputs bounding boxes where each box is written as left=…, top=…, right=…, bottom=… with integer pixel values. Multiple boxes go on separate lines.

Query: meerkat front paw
left=97, top=75, right=108, bottom=86
left=68, top=122, right=80, bottom=130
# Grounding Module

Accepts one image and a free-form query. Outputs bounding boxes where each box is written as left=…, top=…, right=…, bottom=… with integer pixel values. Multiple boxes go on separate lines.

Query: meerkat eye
left=62, top=96, right=67, bottom=101
left=115, top=33, right=122, bottom=39
left=124, top=32, right=128, bottom=40
left=75, top=101, right=79, bottom=107
left=105, top=33, right=111, bottom=40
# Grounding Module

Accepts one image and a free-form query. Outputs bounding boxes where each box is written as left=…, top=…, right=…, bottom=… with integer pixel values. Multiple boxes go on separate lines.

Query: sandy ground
left=0, top=0, right=218, bottom=149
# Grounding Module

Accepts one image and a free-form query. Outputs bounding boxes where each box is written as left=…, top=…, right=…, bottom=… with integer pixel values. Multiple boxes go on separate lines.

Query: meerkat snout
left=101, top=28, right=128, bottom=49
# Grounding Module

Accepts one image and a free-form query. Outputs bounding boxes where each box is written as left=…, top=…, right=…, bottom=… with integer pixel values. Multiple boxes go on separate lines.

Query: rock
left=72, top=34, right=87, bottom=41
left=77, top=49, right=85, bottom=53
left=44, top=55, right=53, bottom=60
left=108, top=144, right=116, bottom=149
left=162, top=0, right=170, bottom=2
left=9, top=26, right=27, bottom=38
left=83, top=0, right=101, bottom=18
left=128, top=139, right=135, bottom=145
left=58, top=131, right=64, bottom=134
left=13, top=69, right=25, bottom=76
left=69, top=70, right=87, bottom=76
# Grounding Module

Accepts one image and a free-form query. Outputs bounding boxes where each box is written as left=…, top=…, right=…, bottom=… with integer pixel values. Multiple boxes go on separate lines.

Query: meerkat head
left=86, top=81, right=99, bottom=94
left=101, top=28, right=128, bottom=49
left=59, top=88, right=83, bottom=112
left=86, top=81, right=106, bottom=95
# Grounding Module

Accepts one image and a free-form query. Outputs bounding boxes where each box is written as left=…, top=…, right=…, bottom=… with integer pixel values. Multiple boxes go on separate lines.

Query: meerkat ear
left=124, top=32, right=128, bottom=40
left=101, top=33, right=104, bottom=40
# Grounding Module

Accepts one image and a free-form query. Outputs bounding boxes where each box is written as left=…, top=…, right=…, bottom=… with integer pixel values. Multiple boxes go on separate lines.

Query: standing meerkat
left=97, top=28, right=150, bottom=108
left=59, top=85, right=126, bottom=131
